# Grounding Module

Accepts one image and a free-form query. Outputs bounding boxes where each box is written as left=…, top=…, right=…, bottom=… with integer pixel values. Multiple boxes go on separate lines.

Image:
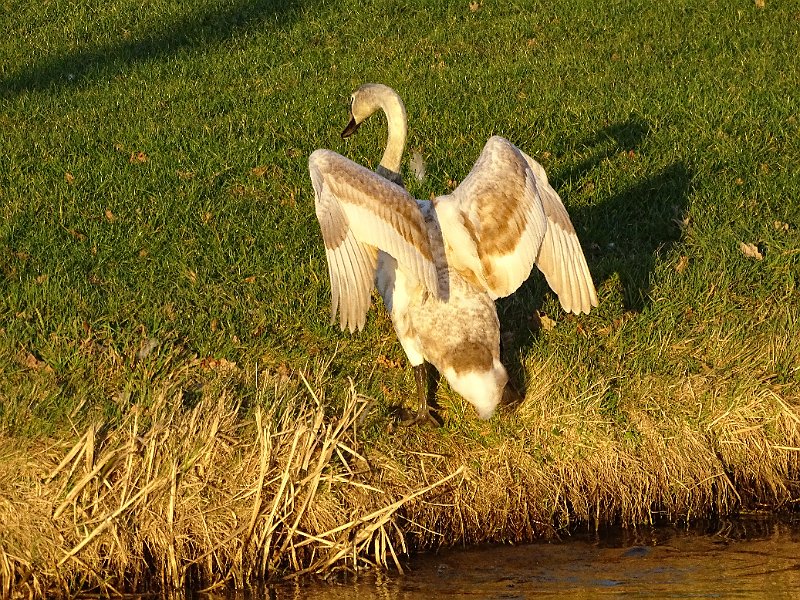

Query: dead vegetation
left=1, top=333, right=799, bottom=598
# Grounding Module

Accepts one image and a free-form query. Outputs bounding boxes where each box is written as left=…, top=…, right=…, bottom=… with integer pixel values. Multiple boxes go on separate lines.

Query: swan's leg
left=399, top=362, right=442, bottom=427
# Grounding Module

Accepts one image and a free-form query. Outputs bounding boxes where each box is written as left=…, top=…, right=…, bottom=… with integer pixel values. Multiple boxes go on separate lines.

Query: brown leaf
left=377, top=355, right=403, bottom=369
left=64, top=172, right=75, bottom=184
left=35, top=274, right=48, bottom=284
left=243, top=275, right=257, bottom=284
left=739, top=241, right=763, bottom=261
left=104, top=208, right=116, bottom=222
left=531, top=310, right=556, bottom=332
left=68, top=228, right=87, bottom=241
left=251, top=165, right=269, bottom=177
left=773, top=220, right=790, bottom=232
left=469, top=1, right=481, bottom=12
left=755, top=0, right=765, bottom=8
left=130, top=151, right=148, bottom=164
left=20, top=350, right=54, bottom=374
left=675, top=255, right=689, bottom=273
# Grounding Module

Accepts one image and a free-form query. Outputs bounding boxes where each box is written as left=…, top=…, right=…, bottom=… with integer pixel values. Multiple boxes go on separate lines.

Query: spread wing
left=438, top=136, right=548, bottom=299
left=308, top=149, right=439, bottom=332
left=520, top=151, right=598, bottom=314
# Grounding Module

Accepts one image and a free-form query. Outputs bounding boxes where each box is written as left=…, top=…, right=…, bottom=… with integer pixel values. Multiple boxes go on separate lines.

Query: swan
left=309, top=87, right=598, bottom=424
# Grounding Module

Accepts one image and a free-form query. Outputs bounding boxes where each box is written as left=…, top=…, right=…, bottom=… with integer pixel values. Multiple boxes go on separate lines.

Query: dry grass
left=0, top=374, right=462, bottom=597
left=2, top=331, right=799, bottom=598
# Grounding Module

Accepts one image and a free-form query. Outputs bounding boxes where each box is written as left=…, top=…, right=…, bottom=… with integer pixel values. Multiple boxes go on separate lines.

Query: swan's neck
left=377, top=94, right=407, bottom=181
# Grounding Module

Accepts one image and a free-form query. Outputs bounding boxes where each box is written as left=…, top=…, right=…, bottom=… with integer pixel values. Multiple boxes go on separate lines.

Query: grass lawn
left=1, top=0, right=799, bottom=594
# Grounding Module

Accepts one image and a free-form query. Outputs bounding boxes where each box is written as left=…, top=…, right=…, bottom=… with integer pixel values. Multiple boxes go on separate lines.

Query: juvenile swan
left=309, top=94, right=598, bottom=424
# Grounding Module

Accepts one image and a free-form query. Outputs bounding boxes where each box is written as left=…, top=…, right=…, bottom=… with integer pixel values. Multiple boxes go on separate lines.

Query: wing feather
left=520, top=151, right=599, bottom=314
left=309, top=149, right=438, bottom=331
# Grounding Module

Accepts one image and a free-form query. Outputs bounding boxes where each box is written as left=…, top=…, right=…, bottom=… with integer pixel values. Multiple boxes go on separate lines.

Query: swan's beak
left=341, top=115, right=361, bottom=139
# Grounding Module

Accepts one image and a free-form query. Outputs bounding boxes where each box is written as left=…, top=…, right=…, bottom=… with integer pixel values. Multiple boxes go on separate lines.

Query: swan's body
left=309, top=84, right=598, bottom=421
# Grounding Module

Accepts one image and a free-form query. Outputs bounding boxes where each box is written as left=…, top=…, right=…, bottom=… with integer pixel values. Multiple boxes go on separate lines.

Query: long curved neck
left=376, top=92, right=407, bottom=180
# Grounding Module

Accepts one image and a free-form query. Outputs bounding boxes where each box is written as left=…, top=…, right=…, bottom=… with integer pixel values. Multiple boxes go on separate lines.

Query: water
left=249, top=517, right=800, bottom=599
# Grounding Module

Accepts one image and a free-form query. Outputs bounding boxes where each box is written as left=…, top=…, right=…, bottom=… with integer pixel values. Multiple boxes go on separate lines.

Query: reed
left=2, top=331, right=798, bottom=598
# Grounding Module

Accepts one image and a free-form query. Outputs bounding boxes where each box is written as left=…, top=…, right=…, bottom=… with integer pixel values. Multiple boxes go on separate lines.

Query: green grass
left=1, top=0, right=799, bottom=438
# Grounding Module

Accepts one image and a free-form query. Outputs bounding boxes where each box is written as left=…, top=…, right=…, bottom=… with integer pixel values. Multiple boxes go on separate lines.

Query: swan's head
left=341, top=83, right=404, bottom=139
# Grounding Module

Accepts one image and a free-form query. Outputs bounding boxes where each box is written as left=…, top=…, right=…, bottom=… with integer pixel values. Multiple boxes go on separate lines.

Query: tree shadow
left=498, top=117, right=692, bottom=394
left=1, top=0, right=303, bottom=97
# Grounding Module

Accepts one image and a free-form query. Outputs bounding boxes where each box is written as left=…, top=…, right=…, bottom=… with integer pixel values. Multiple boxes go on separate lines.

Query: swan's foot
left=400, top=406, right=444, bottom=428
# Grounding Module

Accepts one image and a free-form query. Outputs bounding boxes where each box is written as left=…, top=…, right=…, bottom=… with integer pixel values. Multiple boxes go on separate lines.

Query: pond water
left=237, top=517, right=800, bottom=599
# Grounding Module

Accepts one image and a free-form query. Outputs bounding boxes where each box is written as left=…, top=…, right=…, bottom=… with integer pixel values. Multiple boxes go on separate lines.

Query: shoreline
left=3, top=367, right=798, bottom=598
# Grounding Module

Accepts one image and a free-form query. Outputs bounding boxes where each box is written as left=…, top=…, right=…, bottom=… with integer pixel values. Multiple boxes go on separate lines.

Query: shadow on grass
left=0, top=0, right=303, bottom=97
left=499, top=117, right=692, bottom=392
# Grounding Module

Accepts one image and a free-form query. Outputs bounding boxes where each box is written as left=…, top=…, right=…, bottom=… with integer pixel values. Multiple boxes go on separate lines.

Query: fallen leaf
left=210, top=318, right=219, bottom=332
left=35, top=274, right=48, bottom=284
left=136, top=338, right=159, bottom=361
left=739, top=241, right=763, bottom=260
left=675, top=255, right=689, bottom=273
left=130, top=151, right=148, bottom=164
left=104, top=208, right=116, bottom=222
left=251, top=165, right=269, bottom=177
left=755, top=0, right=765, bottom=8
left=469, top=1, right=481, bottom=12
left=774, top=220, right=790, bottom=232
left=195, top=357, right=239, bottom=373
left=177, top=170, right=194, bottom=180
left=243, top=275, right=256, bottom=284
left=531, top=310, right=556, bottom=332
left=19, top=350, right=54, bottom=374
left=64, top=172, right=75, bottom=184
left=68, top=228, right=87, bottom=241
left=377, top=355, right=403, bottom=369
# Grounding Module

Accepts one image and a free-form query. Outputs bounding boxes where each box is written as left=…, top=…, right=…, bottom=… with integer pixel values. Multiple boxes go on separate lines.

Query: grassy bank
left=2, top=0, right=799, bottom=595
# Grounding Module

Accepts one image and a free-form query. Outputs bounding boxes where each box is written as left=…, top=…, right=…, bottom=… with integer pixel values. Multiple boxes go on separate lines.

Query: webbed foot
left=403, top=406, right=444, bottom=427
